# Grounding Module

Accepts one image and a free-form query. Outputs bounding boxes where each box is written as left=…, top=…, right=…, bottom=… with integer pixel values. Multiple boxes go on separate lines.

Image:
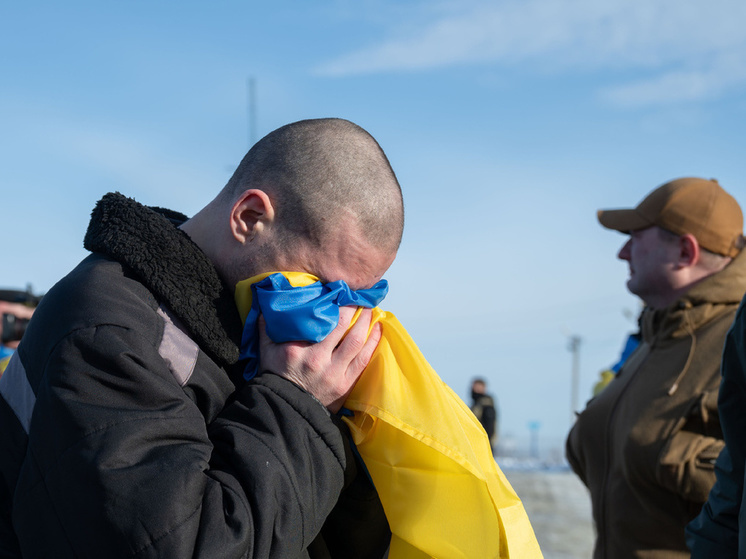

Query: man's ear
left=230, top=189, right=276, bottom=243
left=677, top=233, right=701, bottom=268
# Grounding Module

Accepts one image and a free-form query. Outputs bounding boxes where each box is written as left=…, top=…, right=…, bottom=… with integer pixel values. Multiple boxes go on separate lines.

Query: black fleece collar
left=83, top=192, right=242, bottom=366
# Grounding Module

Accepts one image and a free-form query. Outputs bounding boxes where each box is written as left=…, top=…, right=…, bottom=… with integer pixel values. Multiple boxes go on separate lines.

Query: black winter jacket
left=0, top=193, right=388, bottom=558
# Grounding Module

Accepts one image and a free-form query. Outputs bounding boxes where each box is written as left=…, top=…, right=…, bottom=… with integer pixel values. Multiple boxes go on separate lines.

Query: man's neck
left=179, top=211, right=233, bottom=287
left=648, top=268, right=722, bottom=310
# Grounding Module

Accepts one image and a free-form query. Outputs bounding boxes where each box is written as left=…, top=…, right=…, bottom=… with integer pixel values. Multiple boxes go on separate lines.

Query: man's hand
left=258, top=307, right=382, bottom=413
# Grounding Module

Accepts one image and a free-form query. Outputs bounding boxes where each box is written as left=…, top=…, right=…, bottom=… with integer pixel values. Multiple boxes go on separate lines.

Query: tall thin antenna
left=247, top=77, right=257, bottom=149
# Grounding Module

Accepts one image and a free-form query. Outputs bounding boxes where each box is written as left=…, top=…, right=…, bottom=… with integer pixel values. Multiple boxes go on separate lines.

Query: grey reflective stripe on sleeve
left=0, top=353, right=35, bottom=434
left=157, top=306, right=199, bottom=386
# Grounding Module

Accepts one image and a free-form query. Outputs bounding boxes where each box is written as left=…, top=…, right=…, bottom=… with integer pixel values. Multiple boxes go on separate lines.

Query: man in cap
left=0, top=118, right=402, bottom=558
left=566, top=177, right=746, bottom=558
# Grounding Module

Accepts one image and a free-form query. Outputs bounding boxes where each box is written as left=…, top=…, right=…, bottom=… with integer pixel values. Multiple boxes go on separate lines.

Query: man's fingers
left=355, top=321, right=382, bottom=371
left=334, top=308, right=372, bottom=361
left=322, top=306, right=356, bottom=348
left=335, top=308, right=382, bottom=382
left=256, top=306, right=382, bottom=412
left=327, top=319, right=381, bottom=413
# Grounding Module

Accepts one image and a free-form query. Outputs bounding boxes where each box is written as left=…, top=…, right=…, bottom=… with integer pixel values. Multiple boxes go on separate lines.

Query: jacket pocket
left=657, top=428, right=724, bottom=504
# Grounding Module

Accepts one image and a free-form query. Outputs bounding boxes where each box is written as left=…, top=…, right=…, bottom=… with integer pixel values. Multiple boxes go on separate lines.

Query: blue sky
left=3, top=0, right=746, bottom=453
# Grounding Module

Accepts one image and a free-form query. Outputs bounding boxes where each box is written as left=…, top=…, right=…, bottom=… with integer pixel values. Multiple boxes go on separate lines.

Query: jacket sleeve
left=15, top=323, right=346, bottom=558
left=686, top=446, right=741, bottom=557
left=309, top=416, right=391, bottom=559
left=686, top=304, right=746, bottom=557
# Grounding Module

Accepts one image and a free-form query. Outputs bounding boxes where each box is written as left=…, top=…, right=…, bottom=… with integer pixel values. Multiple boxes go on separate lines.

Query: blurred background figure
left=470, top=377, right=498, bottom=455
left=592, top=307, right=643, bottom=396
left=0, top=287, right=41, bottom=376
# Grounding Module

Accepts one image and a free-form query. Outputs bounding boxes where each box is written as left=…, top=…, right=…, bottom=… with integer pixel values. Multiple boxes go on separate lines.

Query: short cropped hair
left=222, top=118, right=404, bottom=254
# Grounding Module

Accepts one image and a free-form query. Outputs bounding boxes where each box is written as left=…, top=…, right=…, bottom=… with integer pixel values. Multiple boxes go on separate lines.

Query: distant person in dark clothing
left=470, top=378, right=498, bottom=454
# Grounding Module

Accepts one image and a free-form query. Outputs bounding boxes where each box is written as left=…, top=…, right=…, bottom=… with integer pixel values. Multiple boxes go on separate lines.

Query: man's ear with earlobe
left=230, top=189, right=276, bottom=243
left=678, top=233, right=701, bottom=268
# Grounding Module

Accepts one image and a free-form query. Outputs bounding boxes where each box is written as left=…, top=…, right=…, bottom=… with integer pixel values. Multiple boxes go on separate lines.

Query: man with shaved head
left=0, top=118, right=403, bottom=558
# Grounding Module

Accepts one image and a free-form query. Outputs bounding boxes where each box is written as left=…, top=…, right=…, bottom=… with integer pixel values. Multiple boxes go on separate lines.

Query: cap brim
left=597, top=209, right=653, bottom=233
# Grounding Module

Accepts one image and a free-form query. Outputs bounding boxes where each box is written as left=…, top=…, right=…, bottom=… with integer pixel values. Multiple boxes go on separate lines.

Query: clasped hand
left=258, top=307, right=382, bottom=413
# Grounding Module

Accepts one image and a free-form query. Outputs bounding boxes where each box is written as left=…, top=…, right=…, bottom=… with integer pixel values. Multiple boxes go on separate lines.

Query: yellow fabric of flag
left=235, top=272, right=542, bottom=559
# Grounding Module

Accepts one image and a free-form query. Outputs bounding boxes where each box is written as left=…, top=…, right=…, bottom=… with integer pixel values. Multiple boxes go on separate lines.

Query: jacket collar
left=642, top=248, right=746, bottom=344
left=83, top=192, right=242, bottom=366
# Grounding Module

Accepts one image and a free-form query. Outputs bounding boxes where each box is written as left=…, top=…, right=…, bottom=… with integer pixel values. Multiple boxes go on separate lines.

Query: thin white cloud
left=314, top=0, right=746, bottom=105
left=601, top=50, right=746, bottom=107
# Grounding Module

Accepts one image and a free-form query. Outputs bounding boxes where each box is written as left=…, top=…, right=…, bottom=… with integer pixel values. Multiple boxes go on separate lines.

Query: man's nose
left=618, top=238, right=632, bottom=261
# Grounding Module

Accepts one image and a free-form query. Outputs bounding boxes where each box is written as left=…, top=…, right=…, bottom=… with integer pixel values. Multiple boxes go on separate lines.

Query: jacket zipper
left=598, top=345, right=651, bottom=558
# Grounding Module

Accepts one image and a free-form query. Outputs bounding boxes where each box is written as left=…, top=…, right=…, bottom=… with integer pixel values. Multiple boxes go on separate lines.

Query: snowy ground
left=502, top=467, right=595, bottom=559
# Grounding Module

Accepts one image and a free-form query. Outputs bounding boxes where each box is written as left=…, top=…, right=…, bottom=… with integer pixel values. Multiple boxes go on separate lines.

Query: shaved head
left=221, top=118, right=404, bottom=255
left=183, top=118, right=404, bottom=289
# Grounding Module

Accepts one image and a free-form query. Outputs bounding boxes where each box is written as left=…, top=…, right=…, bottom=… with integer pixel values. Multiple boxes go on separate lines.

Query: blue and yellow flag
left=236, top=272, right=542, bottom=559
left=0, top=355, right=10, bottom=376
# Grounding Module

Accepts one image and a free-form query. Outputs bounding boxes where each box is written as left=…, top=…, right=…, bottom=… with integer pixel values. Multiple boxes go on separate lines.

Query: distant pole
left=247, top=77, right=257, bottom=148
left=568, top=335, right=582, bottom=424
left=528, top=421, right=541, bottom=459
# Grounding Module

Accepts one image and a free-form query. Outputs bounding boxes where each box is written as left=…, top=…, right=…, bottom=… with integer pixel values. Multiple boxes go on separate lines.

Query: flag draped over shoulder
left=235, top=272, right=543, bottom=559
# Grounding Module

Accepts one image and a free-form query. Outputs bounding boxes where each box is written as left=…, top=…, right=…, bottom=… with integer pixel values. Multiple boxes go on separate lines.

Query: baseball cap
left=597, top=177, right=744, bottom=257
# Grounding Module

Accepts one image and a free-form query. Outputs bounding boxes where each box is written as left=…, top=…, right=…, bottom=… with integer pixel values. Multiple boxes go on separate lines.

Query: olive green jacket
left=567, top=250, right=746, bottom=559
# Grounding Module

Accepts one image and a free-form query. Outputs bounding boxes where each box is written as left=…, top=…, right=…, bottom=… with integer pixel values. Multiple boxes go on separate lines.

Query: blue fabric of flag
left=240, top=273, right=389, bottom=380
